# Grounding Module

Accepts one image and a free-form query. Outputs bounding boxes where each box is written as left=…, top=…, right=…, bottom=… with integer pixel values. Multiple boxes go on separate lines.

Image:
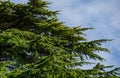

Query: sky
left=11, top=0, right=120, bottom=68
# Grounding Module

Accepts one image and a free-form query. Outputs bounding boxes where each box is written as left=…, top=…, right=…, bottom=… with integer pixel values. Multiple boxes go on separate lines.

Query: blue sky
left=11, top=0, right=120, bottom=67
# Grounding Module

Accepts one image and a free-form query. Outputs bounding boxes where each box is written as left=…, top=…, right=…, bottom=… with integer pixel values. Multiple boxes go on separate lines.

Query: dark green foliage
left=0, top=0, right=120, bottom=78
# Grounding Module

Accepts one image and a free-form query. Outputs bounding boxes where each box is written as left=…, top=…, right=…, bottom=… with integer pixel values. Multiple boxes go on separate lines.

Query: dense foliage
left=0, top=0, right=120, bottom=78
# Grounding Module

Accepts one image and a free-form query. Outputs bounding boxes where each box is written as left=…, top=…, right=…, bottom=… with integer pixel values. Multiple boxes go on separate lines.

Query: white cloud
left=11, top=0, right=28, bottom=3
left=48, top=0, right=120, bottom=67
